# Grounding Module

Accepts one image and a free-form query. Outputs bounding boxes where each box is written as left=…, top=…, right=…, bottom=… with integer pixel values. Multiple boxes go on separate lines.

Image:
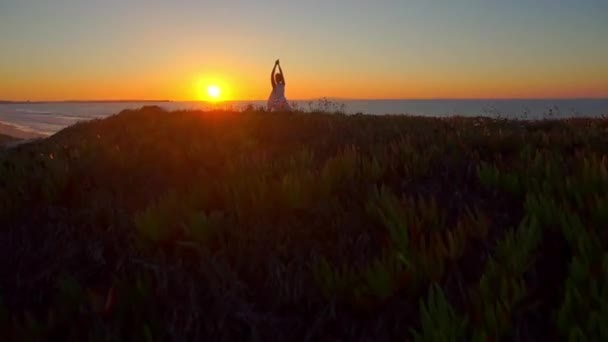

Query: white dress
left=267, top=83, right=291, bottom=111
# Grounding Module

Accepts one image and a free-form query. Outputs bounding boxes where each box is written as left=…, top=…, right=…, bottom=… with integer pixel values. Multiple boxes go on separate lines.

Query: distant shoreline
left=0, top=121, right=47, bottom=140
left=0, top=100, right=172, bottom=105
left=2, top=98, right=608, bottom=105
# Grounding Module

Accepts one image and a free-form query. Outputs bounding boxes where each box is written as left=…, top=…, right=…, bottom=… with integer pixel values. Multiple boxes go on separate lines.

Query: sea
left=1, top=99, right=607, bottom=137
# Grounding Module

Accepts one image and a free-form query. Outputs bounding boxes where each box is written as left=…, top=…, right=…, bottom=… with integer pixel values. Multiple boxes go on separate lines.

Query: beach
left=0, top=121, right=45, bottom=140
left=0, top=121, right=45, bottom=148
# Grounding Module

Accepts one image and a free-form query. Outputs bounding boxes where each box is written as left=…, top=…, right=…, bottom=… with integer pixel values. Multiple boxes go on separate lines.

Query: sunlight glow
left=207, top=85, right=221, bottom=99
left=195, top=76, right=231, bottom=102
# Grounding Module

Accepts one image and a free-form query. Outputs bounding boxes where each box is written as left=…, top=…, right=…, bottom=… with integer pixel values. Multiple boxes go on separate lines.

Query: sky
left=1, top=0, right=607, bottom=101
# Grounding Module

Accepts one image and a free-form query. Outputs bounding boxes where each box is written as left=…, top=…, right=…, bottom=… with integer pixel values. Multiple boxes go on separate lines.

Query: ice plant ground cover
left=1, top=106, right=607, bottom=341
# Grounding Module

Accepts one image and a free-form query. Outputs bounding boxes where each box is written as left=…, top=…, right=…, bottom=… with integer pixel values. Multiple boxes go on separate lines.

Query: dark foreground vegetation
left=0, top=134, right=18, bottom=145
left=1, top=106, right=607, bottom=341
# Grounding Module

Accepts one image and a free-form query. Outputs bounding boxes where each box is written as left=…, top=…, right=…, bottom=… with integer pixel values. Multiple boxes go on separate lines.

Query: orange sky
left=3, top=65, right=606, bottom=102
left=1, top=1, right=607, bottom=101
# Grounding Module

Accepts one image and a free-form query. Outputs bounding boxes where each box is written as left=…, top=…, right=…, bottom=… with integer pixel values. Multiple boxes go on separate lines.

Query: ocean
left=1, top=99, right=607, bottom=137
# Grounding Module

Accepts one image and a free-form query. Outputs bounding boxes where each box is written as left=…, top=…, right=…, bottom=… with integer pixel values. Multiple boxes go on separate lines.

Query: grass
left=1, top=105, right=607, bottom=341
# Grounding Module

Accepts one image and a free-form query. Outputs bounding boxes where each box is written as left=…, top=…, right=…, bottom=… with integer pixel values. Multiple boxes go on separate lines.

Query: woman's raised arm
left=278, top=63, right=285, bottom=85
left=271, top=62, right=278, bottom=88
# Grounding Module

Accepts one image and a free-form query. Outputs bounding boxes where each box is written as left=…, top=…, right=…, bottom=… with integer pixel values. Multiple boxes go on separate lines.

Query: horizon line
left=2, top=97, right=608, bottom=104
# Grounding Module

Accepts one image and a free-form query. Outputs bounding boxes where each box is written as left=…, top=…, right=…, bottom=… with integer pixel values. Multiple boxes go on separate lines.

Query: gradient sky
left=1, top=0, right=607, bottom=101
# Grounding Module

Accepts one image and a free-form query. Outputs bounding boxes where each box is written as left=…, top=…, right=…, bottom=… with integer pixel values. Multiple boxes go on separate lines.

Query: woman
left=267, top=59, right=291, bottom=112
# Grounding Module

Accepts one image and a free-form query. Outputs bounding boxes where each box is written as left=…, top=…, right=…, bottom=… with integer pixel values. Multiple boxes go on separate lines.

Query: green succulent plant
left=411, top=284, right=467, bottom=342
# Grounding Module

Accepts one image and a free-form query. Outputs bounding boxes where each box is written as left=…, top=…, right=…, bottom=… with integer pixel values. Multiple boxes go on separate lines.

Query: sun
left=207, top=85, right=221, bottom=100
left=195, top=76, right=230, bottom=102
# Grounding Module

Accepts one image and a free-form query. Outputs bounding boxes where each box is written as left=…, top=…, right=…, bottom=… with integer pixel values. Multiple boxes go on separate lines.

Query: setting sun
left=195, top=77, right=231, bottom=102
left=207, top=85, right=221, bottom=100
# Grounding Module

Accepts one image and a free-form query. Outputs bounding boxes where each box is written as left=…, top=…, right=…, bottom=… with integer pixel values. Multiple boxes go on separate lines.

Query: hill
left=1, top=106, right=607, bottom=341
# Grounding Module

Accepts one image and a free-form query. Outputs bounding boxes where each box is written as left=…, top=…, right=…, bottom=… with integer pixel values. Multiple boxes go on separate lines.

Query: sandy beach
left=0, top=121, right=46, bottom=148
left=0, top=121, right=46, bottom=140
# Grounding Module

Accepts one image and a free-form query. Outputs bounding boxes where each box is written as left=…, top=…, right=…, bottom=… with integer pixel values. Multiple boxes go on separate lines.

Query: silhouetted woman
left=268, top=59, right=291, bottom=112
